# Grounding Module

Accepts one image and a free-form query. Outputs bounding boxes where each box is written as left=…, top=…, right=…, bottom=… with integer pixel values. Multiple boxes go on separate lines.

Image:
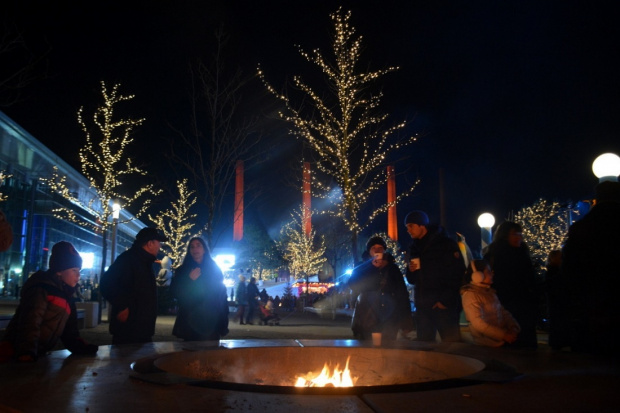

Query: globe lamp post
left=592, top=153, right=620, bottom=182
left=477, top=212, right=495, bottom=254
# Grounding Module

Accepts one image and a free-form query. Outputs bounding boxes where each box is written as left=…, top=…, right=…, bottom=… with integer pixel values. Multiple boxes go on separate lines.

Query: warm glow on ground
left=294, top=356, right=356, bottom=387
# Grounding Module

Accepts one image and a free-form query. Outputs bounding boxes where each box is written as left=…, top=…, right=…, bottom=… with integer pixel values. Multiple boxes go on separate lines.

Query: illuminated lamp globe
left=592, top=153, right=620, bottom=182
left=477, top=213, right=495, bottom=229
left=112, top=201, right=121, bottom=219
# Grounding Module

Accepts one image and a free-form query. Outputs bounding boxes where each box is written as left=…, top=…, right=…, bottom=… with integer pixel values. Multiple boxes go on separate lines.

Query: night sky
left=3, top=0, right=620, bottom=255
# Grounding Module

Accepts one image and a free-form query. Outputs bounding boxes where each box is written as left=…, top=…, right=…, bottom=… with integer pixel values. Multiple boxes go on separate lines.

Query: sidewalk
left=79, top=310, right=549, bottom=347
left=79, top=309, right=356, bottom=346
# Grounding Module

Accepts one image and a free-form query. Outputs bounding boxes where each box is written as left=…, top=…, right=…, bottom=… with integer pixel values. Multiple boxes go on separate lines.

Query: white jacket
left=460, top=283, right=520, bottom=347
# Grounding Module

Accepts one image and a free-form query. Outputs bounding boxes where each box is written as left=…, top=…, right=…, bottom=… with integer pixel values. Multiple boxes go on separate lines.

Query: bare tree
left=0, top=22, right=48, bottom=107
left=167, top=28, right=264, bottom=248
left=43, top=82, right=162, bottom=276
left=148, top=178, right=199, bottom=268
left=259, top=8, right=419, bottom=261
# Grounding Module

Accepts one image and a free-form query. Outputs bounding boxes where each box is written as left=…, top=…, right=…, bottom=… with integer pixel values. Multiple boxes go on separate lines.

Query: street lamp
left=477, top=212, right=495, bottom=254
left=111, top=201, right=121, bottom=265
left=100, top=200, right=121, bottom=325
left=592, top=153, right=620, bottom=182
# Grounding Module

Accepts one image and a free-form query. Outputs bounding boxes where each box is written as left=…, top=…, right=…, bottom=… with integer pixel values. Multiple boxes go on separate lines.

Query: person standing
left=0, top=241, right=98, bottom=362
left=348, top=236, right=413, bottom=341
left=170, top=237, right=229, bottom=341
left=555, top=181, right=620, bottom=355
left=404, top=210, right=464, bottom=342
left=235, top=273, right=248, bottom=325
left=100, top=227, right=167, bottom=345
left=460, top=259, right=520, bottom=347
left=483, top=221, right=538, bottom=348
left=245, top=276, right=260, bottom=325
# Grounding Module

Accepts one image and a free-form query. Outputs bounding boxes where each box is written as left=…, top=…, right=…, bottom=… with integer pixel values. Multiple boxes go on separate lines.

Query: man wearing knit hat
left=0, top=241, right=98, bottom=362
left=101, top=227, right=167, bottom=345
left=404, top=210, right=464, bottom=342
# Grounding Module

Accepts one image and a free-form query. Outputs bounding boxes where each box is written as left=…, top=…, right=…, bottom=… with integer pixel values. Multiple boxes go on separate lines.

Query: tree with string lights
left=149, top=178, right=198, bottom=269
left=259, top=8, right=419, bottom=262
left=0, top=171, right=10, bottom=201
left=513, top=198, right=570, bottom=277
left=278, top=207, right=327, bottom=283
left=43, top=81, right=162, bottom=276
left=232, top=223, right=282, bottom=281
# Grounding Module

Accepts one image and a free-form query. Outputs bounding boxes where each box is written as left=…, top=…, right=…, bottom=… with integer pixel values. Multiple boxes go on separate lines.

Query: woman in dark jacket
left=170, top=237, right=229, bottom=341
left=0, top=241, right=97, bottom=362
left=484, top=221, right=538, bottom=348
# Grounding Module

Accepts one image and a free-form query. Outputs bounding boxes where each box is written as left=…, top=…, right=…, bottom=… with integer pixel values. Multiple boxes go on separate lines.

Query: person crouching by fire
left=0, top=241, right=98, bottom=362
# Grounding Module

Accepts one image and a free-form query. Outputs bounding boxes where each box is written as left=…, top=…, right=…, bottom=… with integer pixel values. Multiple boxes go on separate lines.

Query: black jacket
left=170, top=257, right=229, bottom=341
left=101, top=245, right=158, bottom=340
left=348, top=254, right=411, bottom=339
left=405, top=226, right=465, bottom=311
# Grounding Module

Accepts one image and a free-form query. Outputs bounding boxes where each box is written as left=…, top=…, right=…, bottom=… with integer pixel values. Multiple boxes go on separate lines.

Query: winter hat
left=404, top=210, right=429, bottom=226
left=366, top=236, right=387, bottom=252
left=135, top=227, right=168, bottom=243
left=49, top=241, right=83, bottom=272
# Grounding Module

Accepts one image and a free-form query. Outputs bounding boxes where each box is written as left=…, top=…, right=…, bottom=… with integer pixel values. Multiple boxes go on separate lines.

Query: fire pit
left=132, top=346, right=486, bottom=395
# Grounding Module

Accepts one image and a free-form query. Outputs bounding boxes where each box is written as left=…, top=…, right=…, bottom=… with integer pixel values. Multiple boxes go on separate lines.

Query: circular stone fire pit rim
left=131, top=345, right=489, bottom=395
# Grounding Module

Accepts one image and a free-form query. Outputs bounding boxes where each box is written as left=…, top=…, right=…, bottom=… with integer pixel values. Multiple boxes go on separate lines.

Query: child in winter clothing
left=460, top=259, right=520, bottom=347
left=0, top=241, right=98, bottom=362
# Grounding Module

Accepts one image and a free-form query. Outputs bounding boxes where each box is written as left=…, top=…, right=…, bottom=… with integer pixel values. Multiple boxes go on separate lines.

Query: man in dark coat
left=348, top=236, right=413, bottom=341
left=101, top=227, right=167, bottom=345
left=404, top=211, right=464, bottom=342
left=557, top=181, right=620, bottom=355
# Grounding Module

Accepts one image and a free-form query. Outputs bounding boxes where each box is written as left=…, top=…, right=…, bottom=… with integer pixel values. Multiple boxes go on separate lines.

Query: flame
left=295, top=356, right=356, bottom=387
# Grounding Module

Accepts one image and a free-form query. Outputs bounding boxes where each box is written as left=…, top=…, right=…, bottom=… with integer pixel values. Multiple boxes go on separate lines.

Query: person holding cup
left=404, top=210, right=465, bottom=343
left=348, top=236, right=413, bottom=343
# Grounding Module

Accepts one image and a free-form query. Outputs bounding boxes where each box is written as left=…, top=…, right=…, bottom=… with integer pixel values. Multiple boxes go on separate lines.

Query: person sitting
left=460, top=259, right=520, bottom=347
left=259, top=299, right=280, bottom=325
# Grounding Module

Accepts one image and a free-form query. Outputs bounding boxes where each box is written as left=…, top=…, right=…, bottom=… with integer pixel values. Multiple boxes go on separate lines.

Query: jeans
left=415, top=307, right=461, bottom=342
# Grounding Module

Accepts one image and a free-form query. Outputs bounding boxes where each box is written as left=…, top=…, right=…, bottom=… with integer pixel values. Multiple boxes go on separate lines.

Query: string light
left=258, top=8, right=418, bottom=259
left=148, top=179, right=198, bottom=268
left=41, top=81, right=162, bottom=269
left=278, top=207, right=327, bottom=280
left=513, top=198, right=570, bottom=276
left=0, top=171, right=10, bottom=201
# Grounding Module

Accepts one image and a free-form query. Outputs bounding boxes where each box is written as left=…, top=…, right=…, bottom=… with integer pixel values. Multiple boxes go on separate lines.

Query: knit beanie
left=404, top=210, right=429, bottom=226
left=49, top=241, right=83, bottom=272
left=366, top=236, right=387, bottom=252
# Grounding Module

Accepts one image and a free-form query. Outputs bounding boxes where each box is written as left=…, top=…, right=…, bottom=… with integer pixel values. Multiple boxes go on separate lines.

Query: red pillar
left=303, top=162, right=311, bottom=236
left=233, top=160, right=244, bottom=241
left=387, top=165, right=398, bottom=241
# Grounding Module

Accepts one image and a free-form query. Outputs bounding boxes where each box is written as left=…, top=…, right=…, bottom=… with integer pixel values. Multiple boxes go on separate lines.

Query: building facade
left=0, top=111, right=144, bottom=297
